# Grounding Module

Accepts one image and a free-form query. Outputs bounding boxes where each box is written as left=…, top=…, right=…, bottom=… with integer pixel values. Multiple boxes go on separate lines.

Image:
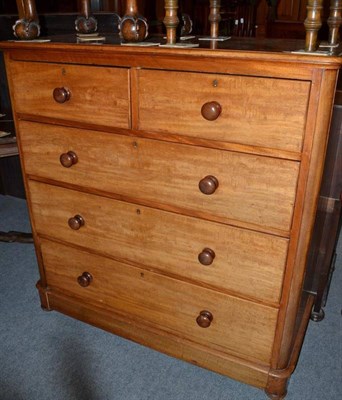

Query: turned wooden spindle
left=75, top=0, right=97, bottom=34
left=209, top=0, right=221, bottom=38
left=16, top=0, right=26, bottom=19
left=304, top=0, right=324, bottom=51
left=164, top=0, right=179, bottom=45
left=328, top=0, right=342, bottom=46
left=119, top=0, right=148, bottom=42
left=14, top=0, right=40, bottom=40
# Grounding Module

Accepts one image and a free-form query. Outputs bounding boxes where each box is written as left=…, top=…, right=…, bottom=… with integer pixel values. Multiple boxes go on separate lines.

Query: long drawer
left=137, top=69, right=310, bottom=153
left=9, top=61, right=130, bottom=128
left=40, top=238, right=278, bottom=364
left=28, top=180, right=288, bottom=304
left=20, top=121, right=300, bottom=233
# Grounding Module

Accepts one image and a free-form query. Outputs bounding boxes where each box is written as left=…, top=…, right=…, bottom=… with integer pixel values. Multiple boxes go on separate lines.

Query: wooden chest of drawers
left=1, top=38, right=340, bottom=399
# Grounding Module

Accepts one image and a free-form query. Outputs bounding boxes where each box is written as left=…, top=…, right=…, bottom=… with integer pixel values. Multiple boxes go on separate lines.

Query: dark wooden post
left=164, top=0, right=179, bottom=44
left=119, top=0, right=148, bottom=42
left=209, top=0, right=221, bottom=38
left=75, top=0, right=98, bottom=34
left=13, top=0, right=40, bottom=40
left=304, top=0, right=324, bottom=51
left=328, top=0, right=342, bottom=46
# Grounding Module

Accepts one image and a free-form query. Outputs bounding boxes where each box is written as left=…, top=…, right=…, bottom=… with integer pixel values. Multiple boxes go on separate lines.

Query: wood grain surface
left=137, top=69, right=310, bottom=152
left=9, top=61, right=130, bottom=128
left=29, top=180, right=288, bottom=304
left=20, top=121, right=300, bottom=233
left=40, top=238, right=278, bottom=364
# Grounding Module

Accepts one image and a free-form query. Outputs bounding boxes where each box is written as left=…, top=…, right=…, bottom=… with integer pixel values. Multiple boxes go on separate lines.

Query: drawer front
left=29, top=181, right=288, bottom=303
left=20, top=121, right=299, bottom=233
left=40, top=239, right=278, bottom=364
left=9, top=61, right=130, bottom=128
left=138, top=70, right=310, bottom=153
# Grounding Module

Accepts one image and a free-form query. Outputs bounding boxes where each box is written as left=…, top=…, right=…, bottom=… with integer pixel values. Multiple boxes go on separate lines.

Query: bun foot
left=265, top=391, right=287, bottom=400
left=13, top=19, right=40, bottom=40
left=266, top=375, right=288, bottom=399
left=310, top=306, right=325, bottom=322
left=36, top=280, right=52, bottom=311
left=41, top=305, right=52, bottom=312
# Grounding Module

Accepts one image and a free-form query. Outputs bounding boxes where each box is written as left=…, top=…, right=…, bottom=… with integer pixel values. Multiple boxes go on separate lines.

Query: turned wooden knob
left=53, top=87, right=71, bottom=104
left=198, top=248, right=216, bottom=265
left=77, top=272, right=93, bottom=287
left=196, top=310, right=213, bottom=328
left=60, top=151, right=78, bottom=168
left=201, top=101, right=222, bottom=121
left=199, top=175, right=219, bottom=195
left=68, top=215, right=85, bottom=230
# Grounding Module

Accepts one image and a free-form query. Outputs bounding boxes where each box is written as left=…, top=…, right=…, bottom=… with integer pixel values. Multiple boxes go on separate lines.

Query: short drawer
left=9, top=61, right=130, bottom=128
left=137, top=69, right=310, bottom=153
left=29, top=181, right=288, bottom=304
left=20, top=121, right=299, bottom=233
left=40, top=239, right=278, bottom=364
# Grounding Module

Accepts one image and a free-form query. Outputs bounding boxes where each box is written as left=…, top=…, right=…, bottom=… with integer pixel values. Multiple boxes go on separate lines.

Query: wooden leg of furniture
left=265, top=376, right=288, bottom=400
left=209, top=0, right=221, bottom=38
left=164, top=0, right=179, bottom=44
left=266, top=391, right=287, bottom=400
left=119, top=0, right=148, bottom=43
left=75, top=0, right=97, bottom=34
left=328, top=0, right=342, bottom=46
left=311, top=200, right=341, bottom=321
left=304, top=0, right=324, bottom=51
left=36, top=281, right=52, bottom=311
left=266, top=295, right=314, bottom=399
left=14, top=0, right=40, bottom=40
left=310, top=307, right=325, bottom=321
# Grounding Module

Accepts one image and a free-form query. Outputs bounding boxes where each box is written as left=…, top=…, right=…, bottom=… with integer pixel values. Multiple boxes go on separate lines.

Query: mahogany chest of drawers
left=1, top=37, right=340, bottom=399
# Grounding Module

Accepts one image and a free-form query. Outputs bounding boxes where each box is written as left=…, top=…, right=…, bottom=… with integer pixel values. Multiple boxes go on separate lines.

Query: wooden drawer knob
left=199, top=175, right=219, bottom=195
left=77, top=272, right=93, bottom=287
left=196, top=310, right=213, bottom=328
left=198, top=248, right=216, bottom=265
left=60, top=151, right=78, bottom=168
left=201, top=101, right=222, bottom=121
left=53, top=87, right=71, bottom=104
left=68, top=215, right=85, bottom=230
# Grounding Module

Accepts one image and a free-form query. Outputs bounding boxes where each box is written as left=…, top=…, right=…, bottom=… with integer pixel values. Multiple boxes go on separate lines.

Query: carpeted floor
left=0, top=195, right=341, bottom=400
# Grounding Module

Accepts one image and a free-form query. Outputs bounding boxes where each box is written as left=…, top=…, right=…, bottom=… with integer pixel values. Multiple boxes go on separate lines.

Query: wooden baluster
left=75, top=0, right=98, bottom=34
left=328, top=0, right=342, bottom=46
left=16, top=0, right=26, bottom=19
left=164, top=0, right=179, bottom=45
left=119, top=0, right=148, bottom=42
left=209, top=0, right=221, bottom=38
left=13, top=0, right=40, bottom=40
left=304, top=0, right=324, bottom=51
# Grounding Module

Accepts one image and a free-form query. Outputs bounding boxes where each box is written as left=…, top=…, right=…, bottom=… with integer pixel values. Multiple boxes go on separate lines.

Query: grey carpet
left=0, top=195, right=341, bottom=400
